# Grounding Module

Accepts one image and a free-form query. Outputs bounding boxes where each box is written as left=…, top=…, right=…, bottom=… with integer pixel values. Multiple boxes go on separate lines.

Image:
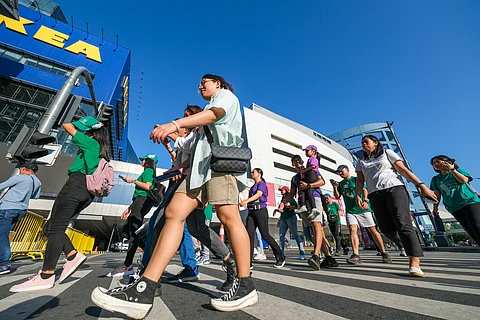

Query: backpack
left=149, top=178, right=166, bottom=207
left=83, top=155, right=115, bottom=197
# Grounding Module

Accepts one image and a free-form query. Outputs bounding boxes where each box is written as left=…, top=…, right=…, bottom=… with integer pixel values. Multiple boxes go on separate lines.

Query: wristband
left=168, top=149, right=174, bottom=154
left=415, top=182, right=425, bottom=188
left=171, top=120, right=181, bottom=132
left=307, top=183, right=311, bottom=188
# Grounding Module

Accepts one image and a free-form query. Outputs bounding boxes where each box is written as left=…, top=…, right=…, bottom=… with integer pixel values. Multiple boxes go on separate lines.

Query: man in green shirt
left=324, top=194, right=348, bottom=256
left=332, top=165, right=391, bottom=265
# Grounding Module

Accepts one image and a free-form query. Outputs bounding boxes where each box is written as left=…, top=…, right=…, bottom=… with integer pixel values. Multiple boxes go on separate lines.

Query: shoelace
left=221, top=277, right=239, bottom=301
left=107, top=278, right=138, bottom=293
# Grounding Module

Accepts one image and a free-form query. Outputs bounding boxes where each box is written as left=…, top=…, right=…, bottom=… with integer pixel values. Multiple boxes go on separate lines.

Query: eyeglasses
left=198, top=79, right=216, bottom=88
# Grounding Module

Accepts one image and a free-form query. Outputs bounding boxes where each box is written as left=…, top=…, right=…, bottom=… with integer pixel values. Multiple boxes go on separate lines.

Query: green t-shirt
left=68, top=132, right=101, bottom=175
left=338, top=176, right=371, bottom=214
left=430, top=168, right=480, bottom=213
left=132, top=168, right=155, bottom=199
left=326, top=201, right=341, bottom=225
left=204, top=204, right=213, bottom=221
left=281, top=198, right=297, bottom=220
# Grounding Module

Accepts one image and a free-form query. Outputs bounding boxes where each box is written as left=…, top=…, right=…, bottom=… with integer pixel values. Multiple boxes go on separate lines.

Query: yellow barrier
left=10, top=212, right=95, bottom=260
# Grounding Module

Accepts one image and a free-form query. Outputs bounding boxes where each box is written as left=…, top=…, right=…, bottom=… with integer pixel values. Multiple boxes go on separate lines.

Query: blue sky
left=56, top=0, right=480, bottom=189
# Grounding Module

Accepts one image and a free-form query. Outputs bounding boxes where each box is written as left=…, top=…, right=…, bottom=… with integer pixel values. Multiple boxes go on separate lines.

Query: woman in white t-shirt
left=355, top=135, right=437, bottom=278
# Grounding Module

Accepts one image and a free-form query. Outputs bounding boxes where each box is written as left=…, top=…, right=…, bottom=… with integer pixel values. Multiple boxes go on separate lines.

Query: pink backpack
left=84, top=157, right=115, bottom=197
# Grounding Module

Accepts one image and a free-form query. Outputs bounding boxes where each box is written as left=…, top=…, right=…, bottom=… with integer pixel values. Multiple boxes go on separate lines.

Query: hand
left=239, top=200, right=248, bottom=208
left=355, top=195, right=364, bottom=209
left=123, top=177, right=135, bottom=183
left=121, top=208, right=130, bottom=220
left=330, top=179, right=339, bottom=188
left=150, top=122, right=178, bottom=144
left=360, top=200, right=369, bottom=210
left=161, top=138, right=170, bottom=147
left=164, top=166, right=184, bottom=181
left=284, top=203, right=291, bottom=209
left=441, top=161, right=455, bottom=172
left=299, top=181, right=309, bottom=190
left=420, top=185, right=438, bottom=203
left=278, top=202, right=285, bottom=212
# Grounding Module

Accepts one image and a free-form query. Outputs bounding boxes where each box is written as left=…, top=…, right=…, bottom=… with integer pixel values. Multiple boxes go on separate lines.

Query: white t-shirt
left=355, top=149, right=404, bottom=193
left=174, top=130, right=196, bottom=175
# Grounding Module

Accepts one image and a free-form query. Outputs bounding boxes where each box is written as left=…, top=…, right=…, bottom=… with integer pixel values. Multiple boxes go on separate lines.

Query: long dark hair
left=253, top=168, right=266, bottom=182
left=86, top=127, right=110, bottom=161
left=185, top=104, right=203, bottom=115
left=143, top=158, right=157, bottom=173
left=202, top=74, right=235, bottom=93
left=362, top=135, right=384, bottom=159
left=430, top=155, right=459, bottom=173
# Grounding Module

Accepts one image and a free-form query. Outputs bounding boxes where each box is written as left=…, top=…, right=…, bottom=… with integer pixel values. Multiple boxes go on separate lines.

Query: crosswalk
left=0, top=251, right=479, bottom=319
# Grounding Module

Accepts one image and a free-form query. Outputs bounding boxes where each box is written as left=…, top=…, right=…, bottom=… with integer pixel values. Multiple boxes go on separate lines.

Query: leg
left=366, top=226, right=387, bottom=253
left=124, top=214, right=144, bottom=267
left=0, top=210, right=24, bottom=268
left=245, top=213, right=256, bottom=265
left=348, top=224, right=360, bottom=255
left=452, top=203, right=480, bottom=245
left=286, top=216, right=305, bottom=254
left=279, top=219, right=288, bottom=254
left=178, top=222, right=197, bottom=271
left=252, top=208, right=283, bottom=260
left=255, top=228, right=264, bottom=255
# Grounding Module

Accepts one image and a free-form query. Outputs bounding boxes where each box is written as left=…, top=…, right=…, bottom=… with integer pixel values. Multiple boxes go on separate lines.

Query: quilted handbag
left=204, top=126, right=252, bottom=173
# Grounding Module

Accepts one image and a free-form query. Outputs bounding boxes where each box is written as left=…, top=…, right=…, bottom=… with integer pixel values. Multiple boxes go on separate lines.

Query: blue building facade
left=0, top=2, right=135, bottom=161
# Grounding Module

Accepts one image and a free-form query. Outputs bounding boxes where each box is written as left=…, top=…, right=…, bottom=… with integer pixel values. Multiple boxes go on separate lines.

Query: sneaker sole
left=346, top=260, right=362, bottom=265
left=273, top=260, right=286, bottom=268
left=91, top=287, right=152, bottom=319
left=58, top=255, right=87, bottom=284
left=307, top=260, right=320, bottom=270
left=10, top=283, right=54, bottom=292
left=0, top=269, right=12, bottom=275
left=409, top=272, right=425, bottom=278
left=167, top=276, right=199, bottom=284
left=210, top=289, right=258, bottom=312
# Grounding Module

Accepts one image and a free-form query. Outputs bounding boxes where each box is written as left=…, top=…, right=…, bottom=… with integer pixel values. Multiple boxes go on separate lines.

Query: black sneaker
left=167, top=267, right=199, bottom=283
left=343, top=248, right=350, bottom=255
left=321, top=256, right=339, bottom=268
left=211, top=276, right=258, bottom=312
left=273, top=256, right=286, bottom=268
left=221, top=254, right=236, bottom=292
left=346, top=254, right=362, bottom=265
left=381, top=252, right=392, bottom=264
left=307, top=254, right=321, bottom=270
left=91, top=276, right=156, bottom=319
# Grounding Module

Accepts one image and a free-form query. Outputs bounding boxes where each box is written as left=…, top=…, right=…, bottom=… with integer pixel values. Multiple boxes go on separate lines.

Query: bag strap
left=28, top=175, right=36, bottom=199
left=203, top=125, right=214, bottom=145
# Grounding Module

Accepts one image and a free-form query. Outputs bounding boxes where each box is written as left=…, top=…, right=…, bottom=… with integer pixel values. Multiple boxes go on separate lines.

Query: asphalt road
left=0, top=250, right=479, bottom=319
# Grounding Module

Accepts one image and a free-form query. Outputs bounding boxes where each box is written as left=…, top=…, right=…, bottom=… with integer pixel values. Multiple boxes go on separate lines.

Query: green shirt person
left=325, top=197, right=341, bottom=226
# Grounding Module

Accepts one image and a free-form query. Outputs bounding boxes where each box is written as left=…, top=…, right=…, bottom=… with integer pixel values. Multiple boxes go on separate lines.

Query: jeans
left=369, top=186, right=423, bottom=257
left=179, top=222, right=197, bottom=271
left=43, top=172, right=94, bottom=271
left=0, top=209, right=27, bottom=267
left=279, top=215, right=305, bottom=254
left=124, top=196, right=153, bottom=266
left=254, top=228, right=264, bottom=254
left=451, top=202, right=480, bottom=245
left=246, top=207, right=283, bottom=264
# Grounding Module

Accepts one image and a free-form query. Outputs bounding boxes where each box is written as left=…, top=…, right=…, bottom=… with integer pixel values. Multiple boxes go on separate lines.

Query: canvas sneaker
left=409, top=266, right=425, bottom=278
left=307, top=254, right=321, bottom=270
left=381, top=252, right=392, bottom=264
left=347, top=254, right=362, bottom=265
left=306, top=208, right=322, bottom=220
left=167, top=267, right=199, bottom=283
left=399, top=249, right=407, bottom=257
left=221, top=254, right=236, bottom=292
left=0, top=265, right=12, bottom=275
left=58, top=252, right=87, bottom=283
left=10, top=271, right=54, bottom=292
left=91, top=276, right=157, bottom=319
left=320, top=256, right=339, bottom=268
left=196, top=257, right=211, bottom=266
left=107, top=264, right=134, bottom=278
left=253, top=253, right=267, bottom=261
left=211, top=276, right=258, bottom=312
left=273, top=256, right=286, bottom=268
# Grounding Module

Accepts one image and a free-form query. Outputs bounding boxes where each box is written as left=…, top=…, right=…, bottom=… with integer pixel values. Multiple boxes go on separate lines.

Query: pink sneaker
left=59, top=252, right=87, bottom=284
left=10, top=271, right=55, bottom=292
left=107, top=264, right=134, bottom=278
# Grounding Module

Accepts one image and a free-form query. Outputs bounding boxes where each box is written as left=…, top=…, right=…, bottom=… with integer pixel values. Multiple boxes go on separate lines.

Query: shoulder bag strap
left=203, top=125, right=214, bottom=145
left=28, top=175, right=36, bottom=199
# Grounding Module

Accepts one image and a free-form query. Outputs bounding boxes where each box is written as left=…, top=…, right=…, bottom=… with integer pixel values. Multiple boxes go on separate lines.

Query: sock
left=66, top=252, right=77, bottom=261
left=40, top=272, right=54, bottom=279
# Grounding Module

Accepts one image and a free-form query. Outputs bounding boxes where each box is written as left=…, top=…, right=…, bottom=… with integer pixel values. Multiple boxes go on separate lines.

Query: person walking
left=355, top=135, right=437, bottom=278
left=242, top=168, right=285, bottom=268
left=0, top=163, right=41, bottom=275
left=430, top=155, right=480, bottom=244
left=332, top=165, right=391, bottom=265
left=92, top=74, right=257, bottom=318
left=275, top=185, right=306, bottom=260
left=11, top=116, right=110, bottom=291
left=107, top=154, right=157, bottom=278
left=323, top=194, right=349, bottom=256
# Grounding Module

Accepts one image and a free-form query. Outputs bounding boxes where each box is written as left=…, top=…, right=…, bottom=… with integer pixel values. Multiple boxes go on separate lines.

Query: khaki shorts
left=176, top=172, right=240, bottom=206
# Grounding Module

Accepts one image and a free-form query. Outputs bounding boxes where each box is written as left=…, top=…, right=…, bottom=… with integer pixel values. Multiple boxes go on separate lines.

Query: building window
left=272, top=146, right=337, bottom=165
left=273, top=162, right=296, bottom=173
left=271, top=134, right=302, bottom=149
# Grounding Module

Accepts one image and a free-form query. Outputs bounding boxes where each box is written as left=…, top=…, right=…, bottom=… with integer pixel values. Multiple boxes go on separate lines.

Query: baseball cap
left=21, top=162, right=38, bottom=173
left=336, top=165, right=349, bottom=172
left=303, top=145, right=317, bottom=151
left=278, top=185, right=290, bottom=192
left=71, top=116, right=102, bottom=132
left=139, top=154, right=158, bottom=164
left=324, top=193, right=331, bottom=198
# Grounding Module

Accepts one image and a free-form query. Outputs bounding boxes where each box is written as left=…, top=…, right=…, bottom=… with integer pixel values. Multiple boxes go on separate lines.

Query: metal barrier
left=10, top=212, right=95, bottom=260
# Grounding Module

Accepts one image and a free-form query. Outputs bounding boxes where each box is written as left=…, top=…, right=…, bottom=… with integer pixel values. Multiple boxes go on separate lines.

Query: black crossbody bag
left=203, top=125, right=252, bottom=173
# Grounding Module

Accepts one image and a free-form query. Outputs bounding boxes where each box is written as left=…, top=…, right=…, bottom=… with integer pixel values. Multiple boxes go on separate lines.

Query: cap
left=139, top=154, right=158, bottom=164
left=303, top=145, right=317, bottom=151
left=71, top=116, right=102, bottom=132
left=336, top=165, right=349, bottom=172
left=21, top=162, right=38, bottom=173
left=278, top=185, right=290, bottom=192
left=324, top=193, right=331, bottom=198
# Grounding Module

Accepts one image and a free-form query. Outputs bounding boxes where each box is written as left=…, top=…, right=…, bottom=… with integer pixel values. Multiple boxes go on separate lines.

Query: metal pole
left=106, top=223, right=116, bottom=253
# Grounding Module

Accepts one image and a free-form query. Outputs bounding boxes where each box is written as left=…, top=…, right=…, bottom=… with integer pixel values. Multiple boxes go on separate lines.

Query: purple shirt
left=307, top=156, right=320, bottom=175
left=249, top=180, right=268, bottom=209
left=291, top=172, right=322, bottom=198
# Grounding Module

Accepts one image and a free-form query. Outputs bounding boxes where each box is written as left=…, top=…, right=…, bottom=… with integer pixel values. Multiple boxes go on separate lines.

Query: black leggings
left=451, top=202, right=480, bottom=245
left=298, top=170, right=318, bottom=211
left=124, top=196, right=153, bottom=266
left=43, top=172, right=94, bottom=271
left=328, top=223, right=347, bottom=252
left=369, top=186, right=423, bottom=257
left=246, top=207, right=283, bottom=264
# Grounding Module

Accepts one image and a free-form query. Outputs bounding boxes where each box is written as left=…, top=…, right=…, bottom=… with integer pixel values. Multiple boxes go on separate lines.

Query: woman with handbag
left=242, top=168, right=285, bottom=268
left=11, top=116, right=110, bottom=292
left=106, top=154, right=157, bottom=278
left=355, top=135, right=437, bottom=278
left=430, top=155, right=480, bottom=245
left=92, top=74, right=257, bottom=319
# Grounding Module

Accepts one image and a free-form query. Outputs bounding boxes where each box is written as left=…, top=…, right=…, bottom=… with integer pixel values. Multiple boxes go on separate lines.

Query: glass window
left=36, top=61, right=52, bottom=72
left=23, top=57, right=39, bottom=67
left=0, top=82, right=20, bottom=99
left=52, top=66, right=68, bottom=76
left=31, top=91, right=52, bottom=107
left=14, top=87, right=35, bottom=103
left=2, top=50, right=22, bottom=62
left=23, top=110, right=43, bottom=122
left=2, top=104, right=23, bottom=118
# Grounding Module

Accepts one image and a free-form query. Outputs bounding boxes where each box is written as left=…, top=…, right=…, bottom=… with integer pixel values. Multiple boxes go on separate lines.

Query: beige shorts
left=176, top=172, right=240, bottom=206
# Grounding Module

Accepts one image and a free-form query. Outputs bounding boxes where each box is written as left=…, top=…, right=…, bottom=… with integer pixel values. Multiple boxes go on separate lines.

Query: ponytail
left=86, top=127, right=111, bottom=161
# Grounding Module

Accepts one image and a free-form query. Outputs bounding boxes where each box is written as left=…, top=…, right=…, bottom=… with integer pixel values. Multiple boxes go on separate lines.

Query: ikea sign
left=0, top=13, right=102, bottom=63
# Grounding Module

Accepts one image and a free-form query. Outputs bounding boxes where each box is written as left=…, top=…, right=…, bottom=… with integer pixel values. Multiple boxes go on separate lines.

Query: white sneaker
left=253, top=253, right=267, bottom=261
left=295, top=205, right=308, bottom=214
left=399, top=249, right=407, bottom=257
left=409, top=266, right=425, bottom=278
